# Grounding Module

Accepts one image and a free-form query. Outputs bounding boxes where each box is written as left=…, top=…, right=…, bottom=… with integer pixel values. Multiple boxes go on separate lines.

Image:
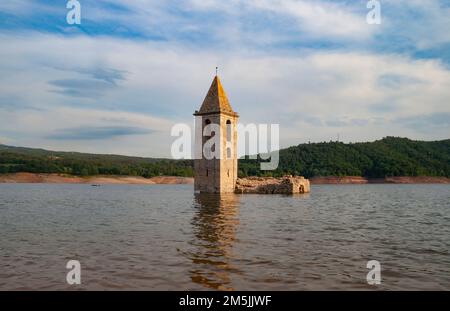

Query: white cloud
left=247, top=0, right=374, bottom=40
left=0, top=105, right=175, bottom=157
left=383, top=0, right=450, bottom=49
left=0, top=32, right=449, bottom=156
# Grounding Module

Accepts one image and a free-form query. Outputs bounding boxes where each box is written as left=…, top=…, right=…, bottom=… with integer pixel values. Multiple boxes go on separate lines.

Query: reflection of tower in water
left=189, top=193, right=241, bottom=290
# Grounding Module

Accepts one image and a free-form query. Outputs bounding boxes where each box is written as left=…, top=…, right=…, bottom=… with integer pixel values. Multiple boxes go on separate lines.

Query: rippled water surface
left=1, top=184, right=449, bottom=290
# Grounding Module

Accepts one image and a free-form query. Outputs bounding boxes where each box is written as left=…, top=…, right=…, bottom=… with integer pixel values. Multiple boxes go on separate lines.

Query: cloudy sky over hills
left=0, top=0, right=449, bottom=157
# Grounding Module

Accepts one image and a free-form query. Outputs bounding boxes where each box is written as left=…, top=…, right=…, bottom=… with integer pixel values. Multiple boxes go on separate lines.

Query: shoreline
left=0, top=173, right=449, bottom=185
left=0, top=173, right=194, bottom=185
left=309, top=176, right=450, bottom=184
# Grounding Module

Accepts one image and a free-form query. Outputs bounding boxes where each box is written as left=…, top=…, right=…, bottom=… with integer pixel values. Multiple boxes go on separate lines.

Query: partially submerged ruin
left=235, top=176, right=310, bottom=194
left=193, top=75, right=310, bottom=195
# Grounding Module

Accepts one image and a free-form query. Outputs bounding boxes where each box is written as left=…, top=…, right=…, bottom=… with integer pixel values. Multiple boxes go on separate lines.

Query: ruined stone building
left=194, top=75, right=310, bottom=194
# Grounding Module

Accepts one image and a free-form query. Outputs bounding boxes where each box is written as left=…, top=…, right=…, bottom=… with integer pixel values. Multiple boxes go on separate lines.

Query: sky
left=0, top=0, right=449, bottom=157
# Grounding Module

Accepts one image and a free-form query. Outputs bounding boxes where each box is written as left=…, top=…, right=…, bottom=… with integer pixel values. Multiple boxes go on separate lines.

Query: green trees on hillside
left=0, top=147, right=194, bottom=177
left=239, top=137, right=450, bottom=178
left=1, top=137, right=449, bottom=178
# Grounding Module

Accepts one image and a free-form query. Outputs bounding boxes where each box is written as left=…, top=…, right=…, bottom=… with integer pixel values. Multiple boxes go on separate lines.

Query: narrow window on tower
left=227, top=169, right=230, bottom=177
left=211, top=131, right=215, bottom=152
left=226, top=120, right=232, bottom=142
left=203, top=119, right=212, bottom=156
left=226, top=120, right=232, bottom=159
left=204, top=119, right=212, bottom=142
left=206, top=169, right=208, bottom=177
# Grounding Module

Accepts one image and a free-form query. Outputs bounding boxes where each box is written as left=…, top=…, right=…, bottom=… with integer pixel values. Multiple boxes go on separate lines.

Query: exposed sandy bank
left=1, top=173, right=449, bottom=185
left=309, top=176, right=450, bottom=184
left=0, top=173, right=194, bottom=185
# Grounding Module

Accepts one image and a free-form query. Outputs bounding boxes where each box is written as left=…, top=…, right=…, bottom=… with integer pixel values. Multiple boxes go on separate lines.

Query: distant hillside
left=240, top=137, right=450, bottom=178
left=1, top=137, right=449, bottom=178
left=0, top=145, right=193, bottom=177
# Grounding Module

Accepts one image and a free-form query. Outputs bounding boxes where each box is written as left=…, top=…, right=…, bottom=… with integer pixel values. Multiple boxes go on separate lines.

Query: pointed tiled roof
left=195, top=76, right=237, bottom=115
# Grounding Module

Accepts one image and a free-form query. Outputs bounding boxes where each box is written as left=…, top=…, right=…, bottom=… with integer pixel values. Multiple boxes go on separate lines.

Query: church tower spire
left=196, top=75, right=236, bottom=115
left=194, top=75, right=239, bottom=193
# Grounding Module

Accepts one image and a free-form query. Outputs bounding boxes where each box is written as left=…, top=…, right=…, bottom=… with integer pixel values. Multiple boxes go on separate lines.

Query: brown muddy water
left=0, top=184, right=449, bottom=290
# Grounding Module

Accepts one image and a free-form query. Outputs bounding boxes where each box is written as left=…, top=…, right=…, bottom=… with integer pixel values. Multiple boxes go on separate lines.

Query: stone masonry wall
left=235, top=176, right=310, bottom=194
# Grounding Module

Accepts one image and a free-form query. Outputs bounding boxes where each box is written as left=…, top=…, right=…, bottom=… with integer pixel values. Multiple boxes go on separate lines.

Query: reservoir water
left=0, top=184, right=449, bottom=290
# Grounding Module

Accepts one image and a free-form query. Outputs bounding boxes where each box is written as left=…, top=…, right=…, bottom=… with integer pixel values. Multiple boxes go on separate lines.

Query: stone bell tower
left=194, top=75, right=239, bottom=193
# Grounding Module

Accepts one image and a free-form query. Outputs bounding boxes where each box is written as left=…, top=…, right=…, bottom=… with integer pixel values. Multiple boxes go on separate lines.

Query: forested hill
left=0, top=145, right=194, bottom=177
left=240, top=137, right=450, bottom=178
left=1, top=137, right=449, bottom=178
